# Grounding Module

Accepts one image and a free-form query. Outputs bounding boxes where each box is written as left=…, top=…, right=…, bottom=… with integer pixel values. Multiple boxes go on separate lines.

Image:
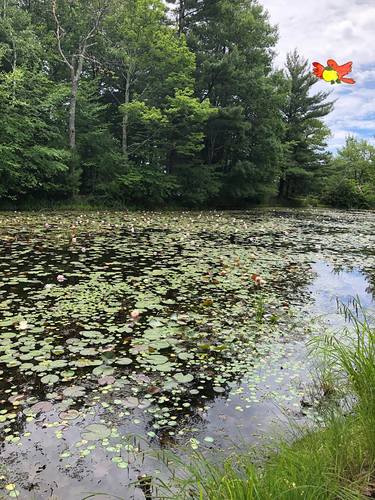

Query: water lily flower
left=130, top=309, right=141, bottom=320
left=251, top=274, right=266, bottom=286
left=57, top=274, right=66, bottom=282
left=81, top=247, right=87, bottom=252
left=18, top=320, right=28, bottom=330
left=45, top=284, right=53, bottom=290
left=71, top=237, right=77, bottom=244
left=45, top=223, right=50, bottom=229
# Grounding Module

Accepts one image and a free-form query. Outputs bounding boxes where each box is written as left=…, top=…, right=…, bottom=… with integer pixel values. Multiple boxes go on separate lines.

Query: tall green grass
left=161, top=304, right=375, bottom=500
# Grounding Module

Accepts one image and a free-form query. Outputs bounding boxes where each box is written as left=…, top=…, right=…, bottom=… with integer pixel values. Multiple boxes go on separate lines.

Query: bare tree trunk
left=51, top=0, right=108, bottom=196
left=11, top=37, right=16, bottom=103
left=69, top=72, right=78, bottom=151
left=122, top=69, right=131, bottom=157
left=2, top=0, right=7, bottom=19
left=177, top=0, right=185, bottom=36
left=278, top=177, right=285, bottom=198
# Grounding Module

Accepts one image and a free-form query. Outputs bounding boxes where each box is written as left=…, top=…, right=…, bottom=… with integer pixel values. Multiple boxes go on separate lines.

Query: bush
left=105, top=165, right=179, bottom=207
left=322, top=178, right=370, bottom=209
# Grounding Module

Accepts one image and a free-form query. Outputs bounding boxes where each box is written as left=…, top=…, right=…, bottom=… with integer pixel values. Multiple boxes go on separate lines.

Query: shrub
left=321, top=178, right=370, bottom=209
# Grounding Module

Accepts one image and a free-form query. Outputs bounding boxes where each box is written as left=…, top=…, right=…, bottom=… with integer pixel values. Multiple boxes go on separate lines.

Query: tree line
left=0, top=0, right=373, bottom=208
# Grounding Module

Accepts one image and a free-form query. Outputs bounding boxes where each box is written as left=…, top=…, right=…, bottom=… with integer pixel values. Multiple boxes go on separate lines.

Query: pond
left=0, top=209, right=374, bottom=499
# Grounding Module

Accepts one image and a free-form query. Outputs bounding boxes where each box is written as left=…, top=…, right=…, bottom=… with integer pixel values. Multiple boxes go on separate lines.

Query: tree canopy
left=1, top=0, right=369, bottom=208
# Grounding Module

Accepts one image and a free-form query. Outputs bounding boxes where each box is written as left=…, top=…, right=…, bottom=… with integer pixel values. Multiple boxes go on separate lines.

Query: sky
left=260, top=0, right=375, bottom=151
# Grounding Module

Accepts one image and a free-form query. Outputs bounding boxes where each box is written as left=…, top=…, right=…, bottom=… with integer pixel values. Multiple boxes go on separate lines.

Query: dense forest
left=0, top=0, right=374, bottom=208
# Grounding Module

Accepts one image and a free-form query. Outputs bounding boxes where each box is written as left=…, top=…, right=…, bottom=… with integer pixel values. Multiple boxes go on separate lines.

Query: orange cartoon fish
left=312, top=59, right=355, bottom=85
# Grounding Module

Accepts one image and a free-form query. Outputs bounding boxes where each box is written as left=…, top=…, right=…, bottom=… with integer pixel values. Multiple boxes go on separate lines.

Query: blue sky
left=261, top=0, right=375, bottom=151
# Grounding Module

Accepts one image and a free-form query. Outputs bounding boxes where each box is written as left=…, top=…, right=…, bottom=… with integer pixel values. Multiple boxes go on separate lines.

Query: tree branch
left=51, top=0, right=73, bottom=70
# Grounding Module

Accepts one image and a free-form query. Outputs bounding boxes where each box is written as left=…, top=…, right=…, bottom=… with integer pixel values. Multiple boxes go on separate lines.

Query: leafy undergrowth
left=161, top=305, right=375, bottom=500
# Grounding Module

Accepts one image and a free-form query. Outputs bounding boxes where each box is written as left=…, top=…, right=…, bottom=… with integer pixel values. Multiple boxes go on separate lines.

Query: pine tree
left=177, top=0, right=286, bottom=204
left=279, top=50, right=333, bottom=198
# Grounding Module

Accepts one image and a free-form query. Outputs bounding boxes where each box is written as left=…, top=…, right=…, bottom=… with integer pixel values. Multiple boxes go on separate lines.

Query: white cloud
left=261, top=0, right=375, bottom=150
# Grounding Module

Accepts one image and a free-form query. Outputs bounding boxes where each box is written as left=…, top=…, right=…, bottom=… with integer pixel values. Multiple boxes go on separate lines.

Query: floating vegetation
left=0, top=209, right=374, bottom=498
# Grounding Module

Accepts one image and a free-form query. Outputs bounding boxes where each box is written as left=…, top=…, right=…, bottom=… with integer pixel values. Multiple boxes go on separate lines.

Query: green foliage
left=3, top=0, right=363, bottom=209
left=164, top=89, right=215, bottom=161
left=183, top=0, right=287, bottom=205
left=116, top=166, right=179, bottom=206
left=173, top=164, right=222, bottom=206
left=322, top=137, right=375, bottom=208
left=0, top=67, right=69, bottom=199
left=322, top=178, right=370, bottom=209
left=324, top=303, right=375, bottom=446
left=76, top=81, right=121, bottom=195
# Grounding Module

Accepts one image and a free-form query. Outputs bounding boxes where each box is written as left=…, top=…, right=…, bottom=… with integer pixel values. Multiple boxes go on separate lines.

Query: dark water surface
left=0, top=209, right=374, bottom=499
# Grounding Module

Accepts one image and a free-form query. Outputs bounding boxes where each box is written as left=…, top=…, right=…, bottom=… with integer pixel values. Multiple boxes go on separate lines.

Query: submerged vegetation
left=162, top=304, right=375, bottom=500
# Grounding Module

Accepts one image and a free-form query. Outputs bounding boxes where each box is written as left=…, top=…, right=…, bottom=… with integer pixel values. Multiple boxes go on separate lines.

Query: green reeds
left=161, top=302, right=375, bottom=499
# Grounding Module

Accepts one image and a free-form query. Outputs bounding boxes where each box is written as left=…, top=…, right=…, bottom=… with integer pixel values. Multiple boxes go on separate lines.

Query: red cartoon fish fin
left=327, top=59, right=354, bottom=78
left=327, top=59, right=340, bottom=71
left=340, top=77, right=355, bottom=84
left=312, top=62, right=324, bottom=78
left=337, top=61, right=353, bottom=77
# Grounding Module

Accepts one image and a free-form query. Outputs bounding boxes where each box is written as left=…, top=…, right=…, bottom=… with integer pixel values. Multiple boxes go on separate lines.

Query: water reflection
left=309, top=261, right=374, bottom=321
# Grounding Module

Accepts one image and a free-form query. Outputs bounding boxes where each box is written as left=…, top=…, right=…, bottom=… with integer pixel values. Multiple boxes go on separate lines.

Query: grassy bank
left=163, top=306, right=375, bottom=500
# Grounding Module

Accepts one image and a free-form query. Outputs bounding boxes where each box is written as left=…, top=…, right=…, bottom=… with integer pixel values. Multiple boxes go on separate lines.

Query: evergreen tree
left=279, top=50, right=333, bottom=198
left=179, top=0, right=286, bottom=204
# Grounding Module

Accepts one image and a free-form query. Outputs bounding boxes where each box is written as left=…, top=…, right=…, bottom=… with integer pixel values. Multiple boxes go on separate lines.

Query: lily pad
left=59, top=409, right=80, bottom=420
left=123, top=396, right=139, bottom=408
left=146, top=354, right=169, bottom=365
left=30, top=401, right=54, bottom=414
left=116, top=357, right=133, bottom=366
left=92, top=366, right=115, bottom=377
left=62, top=386, right=86, bottom=398
left=40, top=374, right=59, bottom=385
left=98, top=375, right=116, bottom=386
left=174, top=373, right=194, bottom=383
left=81, top=423, right=111, bottom=441
left=213, top=386, right=225, bottom=393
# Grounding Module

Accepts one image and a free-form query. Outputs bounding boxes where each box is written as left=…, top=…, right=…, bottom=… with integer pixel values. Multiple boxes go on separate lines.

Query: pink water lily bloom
left=57, top=274, right=66, bottom=282
left=130, top=309, right=141, bottom=320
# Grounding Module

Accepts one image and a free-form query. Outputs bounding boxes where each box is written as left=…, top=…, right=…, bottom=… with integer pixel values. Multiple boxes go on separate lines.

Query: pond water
left=0, top=209, right=374, bottom=499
